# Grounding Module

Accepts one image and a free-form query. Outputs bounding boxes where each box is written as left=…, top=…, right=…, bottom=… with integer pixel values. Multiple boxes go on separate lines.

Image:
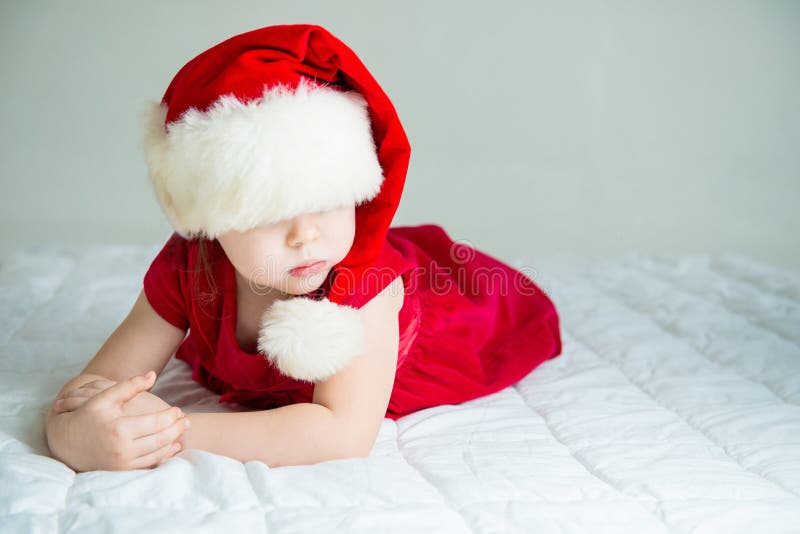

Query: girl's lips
left=289, top=260, right=326, bottom=276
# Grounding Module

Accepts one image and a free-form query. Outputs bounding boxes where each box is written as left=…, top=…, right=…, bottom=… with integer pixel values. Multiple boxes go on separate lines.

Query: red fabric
left=157, top=23, right=412, bottom=311
left=143, top=224, right=562, bottom=420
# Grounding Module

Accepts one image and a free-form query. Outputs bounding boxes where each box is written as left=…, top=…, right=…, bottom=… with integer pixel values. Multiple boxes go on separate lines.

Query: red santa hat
left=140, top=24, right=411, bottom=382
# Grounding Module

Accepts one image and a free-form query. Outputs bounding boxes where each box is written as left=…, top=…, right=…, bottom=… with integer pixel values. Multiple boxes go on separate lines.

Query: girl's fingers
left=55, top=383, right=110, bottom=402
left=93, top=371, right=156, bottom=407
left=122, top=405, right=185, bottom=440
left=79, top=379, right=117, bottom=391
left=131, top=441, right=181, bottom=470
left=130, top=414, right=189, bottom=458
left=53, top=396, right=88, bottom=413
left=158, top=441, right=183, bottom=467
left=85, top=379, right=117, bottom=388
left=61, top=387, right=102, bottom=399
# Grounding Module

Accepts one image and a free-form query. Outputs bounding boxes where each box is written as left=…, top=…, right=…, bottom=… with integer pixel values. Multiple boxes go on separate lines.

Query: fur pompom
left=257, top=297, right=365, bottom=383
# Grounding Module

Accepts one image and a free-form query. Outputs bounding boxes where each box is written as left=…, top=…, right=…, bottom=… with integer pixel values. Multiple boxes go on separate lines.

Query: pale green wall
left=1, top=1, right=798, bottom=272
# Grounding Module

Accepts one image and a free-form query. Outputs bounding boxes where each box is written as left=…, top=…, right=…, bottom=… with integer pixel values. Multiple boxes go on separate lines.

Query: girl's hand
left=51, top=377, right=187, bottom=461
left=117, top=390, right=176, bottom=418
left=53, top=380, right=178, bottom=422
left=46, top=371, right=189, bottom=472
left=52, top=379, right=119, bottom=413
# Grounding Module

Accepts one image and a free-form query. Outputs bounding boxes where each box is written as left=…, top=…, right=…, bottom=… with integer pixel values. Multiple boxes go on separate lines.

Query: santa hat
left=140, top=24, right=411, bottom=382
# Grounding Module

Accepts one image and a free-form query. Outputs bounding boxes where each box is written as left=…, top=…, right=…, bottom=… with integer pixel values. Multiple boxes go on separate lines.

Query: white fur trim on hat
left=140, top=77, right=384, bottom=240
left=256, top=296, right=366, bottom=383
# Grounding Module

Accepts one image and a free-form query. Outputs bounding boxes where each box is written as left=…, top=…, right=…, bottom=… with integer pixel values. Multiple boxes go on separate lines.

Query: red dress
left=143, top=223, right=562, bottom=420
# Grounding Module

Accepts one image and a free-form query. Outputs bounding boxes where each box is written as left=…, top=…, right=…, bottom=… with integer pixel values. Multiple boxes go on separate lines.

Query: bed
left=1, top=241, right=798, bottom=533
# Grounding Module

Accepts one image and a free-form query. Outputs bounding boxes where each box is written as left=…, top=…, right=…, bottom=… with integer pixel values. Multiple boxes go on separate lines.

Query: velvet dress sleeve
left=142, top=232, right=191, bottom=331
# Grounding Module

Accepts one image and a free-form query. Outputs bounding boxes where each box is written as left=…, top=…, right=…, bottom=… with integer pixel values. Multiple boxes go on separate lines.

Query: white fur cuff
left=140, top=77, right=384, bottom=239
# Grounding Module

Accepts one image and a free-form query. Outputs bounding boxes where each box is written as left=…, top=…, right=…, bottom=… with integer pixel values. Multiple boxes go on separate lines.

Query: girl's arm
left=177, top=276, right=405, bottom=467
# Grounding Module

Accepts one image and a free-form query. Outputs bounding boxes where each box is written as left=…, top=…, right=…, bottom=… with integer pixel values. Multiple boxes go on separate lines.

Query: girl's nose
left=287, top=214, right=320, bottom=247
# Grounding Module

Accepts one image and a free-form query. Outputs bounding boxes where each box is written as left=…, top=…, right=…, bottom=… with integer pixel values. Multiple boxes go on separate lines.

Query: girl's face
left=217, top=204, right=356, bottom=297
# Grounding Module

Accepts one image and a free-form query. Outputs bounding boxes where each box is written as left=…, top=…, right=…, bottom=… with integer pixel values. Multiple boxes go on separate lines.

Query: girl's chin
left=282, top=270, right=329, bottom=294
left=248, top=275, right=325, bottom=298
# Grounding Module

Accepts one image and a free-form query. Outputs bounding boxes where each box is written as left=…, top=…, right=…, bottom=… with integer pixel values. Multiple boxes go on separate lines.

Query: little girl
left=45, top=23, right=563, bottom=472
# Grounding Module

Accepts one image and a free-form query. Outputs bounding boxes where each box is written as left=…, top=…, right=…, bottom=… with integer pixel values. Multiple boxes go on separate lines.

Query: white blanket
left=1, top=243, right=798, bottom=533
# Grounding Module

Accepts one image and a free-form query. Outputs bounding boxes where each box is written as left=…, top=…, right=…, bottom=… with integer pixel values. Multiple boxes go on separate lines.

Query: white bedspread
left=1, top=243, right=798, bottom=533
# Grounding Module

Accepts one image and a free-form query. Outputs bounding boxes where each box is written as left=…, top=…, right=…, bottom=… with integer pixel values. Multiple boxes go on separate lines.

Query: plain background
left=1, top=1, right=798, bottom=274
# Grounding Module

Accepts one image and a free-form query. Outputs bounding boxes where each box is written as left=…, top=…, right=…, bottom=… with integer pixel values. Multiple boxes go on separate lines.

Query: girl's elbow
left=343, top=436, right=375, bottom=459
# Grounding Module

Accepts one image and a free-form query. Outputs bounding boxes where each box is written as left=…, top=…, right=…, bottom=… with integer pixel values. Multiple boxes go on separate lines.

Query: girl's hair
left=192, top=238, right=221, bottom=306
